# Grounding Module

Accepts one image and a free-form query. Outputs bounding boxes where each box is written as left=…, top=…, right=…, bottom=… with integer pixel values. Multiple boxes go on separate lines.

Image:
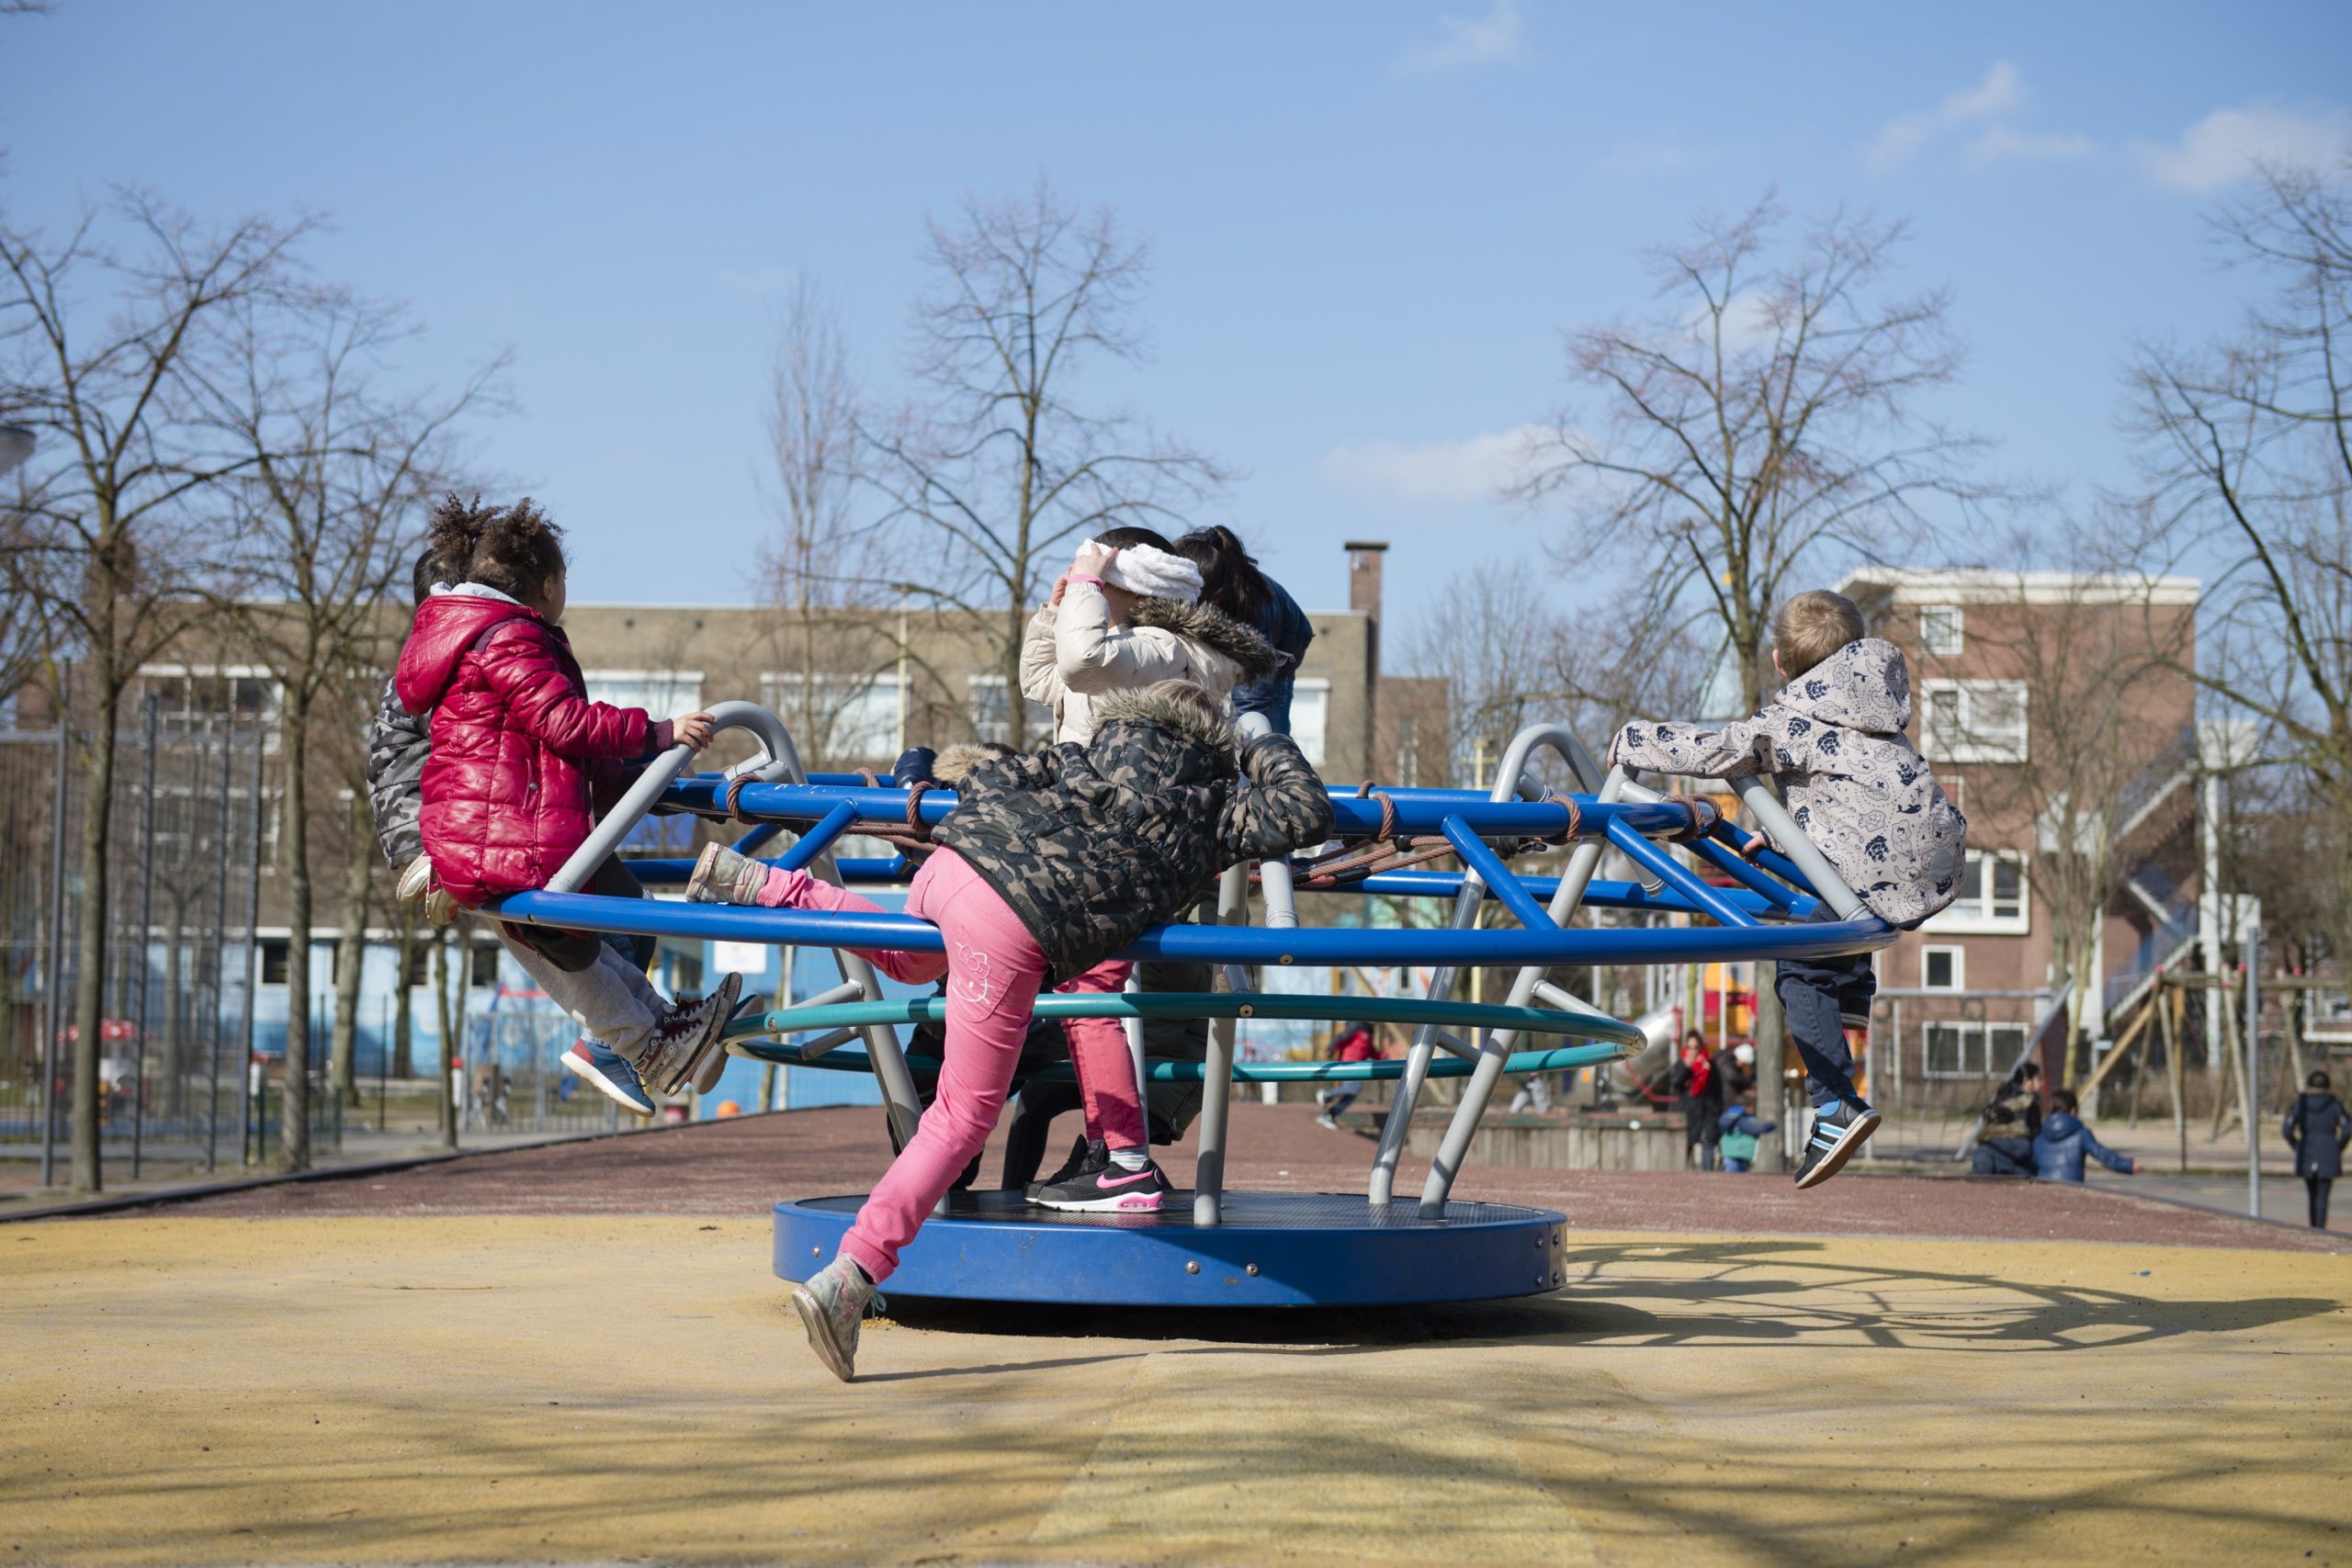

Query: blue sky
left=6, top=1, right=2349, bottom=631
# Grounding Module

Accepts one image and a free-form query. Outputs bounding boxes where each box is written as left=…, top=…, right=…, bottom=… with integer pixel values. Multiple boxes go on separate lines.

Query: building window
left=1921, top=946, right=1964, bottom=991
left=967, top=675, right=1054, bottom=748
left=1920, top=680, right=2028, bottom=763
left=260, top=939, right=289, bottom=986
left=1923, top=1021, right=2029, bottom=1078
left=583, top=671, right=704, bottom=718
left=1917, top=604, right=1963, bottom=658
left=469, top=942, right=499, bottom=988
left=764, top=672, right=903, bottom=762
left=406, top=945, right=432, bottom=987
left=1927, top=851, right=2030, bottom=935
left=1290, top=678, right=1330, bottom=769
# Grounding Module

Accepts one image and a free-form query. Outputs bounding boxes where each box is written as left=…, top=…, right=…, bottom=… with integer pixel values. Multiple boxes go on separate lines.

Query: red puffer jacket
left=395, top=593, right=662, bottom=908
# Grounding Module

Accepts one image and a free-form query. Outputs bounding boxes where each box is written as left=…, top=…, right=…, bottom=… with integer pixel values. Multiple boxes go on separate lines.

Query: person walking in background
left=1175, top=525, right=1314, bottom=735
left=1316, top=1020, right=1378, bottom=1128
left=1673, top=1029, right=1724, bottom=1170
left=1716, top=1089, right=1777, bottom=1173
left=2284, top=1070, right=2352, bottom=1229
left=2032, top=1089, right=2138, bottom=1183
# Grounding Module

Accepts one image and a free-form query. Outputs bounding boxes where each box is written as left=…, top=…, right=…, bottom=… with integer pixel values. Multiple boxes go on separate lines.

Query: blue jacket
left=1716, top=1106, right=1776, bottom=1139
left=2032, top=1112, right=2133, bottom=1181
left=1229, top=579, right=1314, bottom=725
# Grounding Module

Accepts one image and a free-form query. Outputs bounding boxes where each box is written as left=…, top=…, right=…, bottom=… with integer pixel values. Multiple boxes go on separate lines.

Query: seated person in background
left=1611, top=590, right=1967, bottom=1191
left=1716, top=1090, right=1778, bottom=1173
left=1971, top=1060, right=2043, bottom=1178
left=2032, top=1089, right=2138, bottom=1183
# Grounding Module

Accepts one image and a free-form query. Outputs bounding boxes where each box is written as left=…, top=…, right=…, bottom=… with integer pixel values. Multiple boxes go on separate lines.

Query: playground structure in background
left=490, top=702, right=1895, bottom=1307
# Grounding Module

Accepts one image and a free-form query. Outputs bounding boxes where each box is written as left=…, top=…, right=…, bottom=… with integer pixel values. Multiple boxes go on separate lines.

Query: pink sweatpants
left=758, top=849, right=1147, bottom=1283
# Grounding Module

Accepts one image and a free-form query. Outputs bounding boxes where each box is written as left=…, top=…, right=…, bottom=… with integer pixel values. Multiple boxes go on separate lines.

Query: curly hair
left=426, top=493, right=566, bottom=603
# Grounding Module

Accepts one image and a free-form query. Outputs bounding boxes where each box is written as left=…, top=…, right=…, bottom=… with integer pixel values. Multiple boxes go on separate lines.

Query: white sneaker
left=396, top=857, right=435, bottom=905
left=634, top=973, right=743, bottom=1097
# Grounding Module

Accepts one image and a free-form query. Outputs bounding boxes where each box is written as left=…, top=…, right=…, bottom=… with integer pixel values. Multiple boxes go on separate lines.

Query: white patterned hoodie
left=1608, top=637, right=1968, bottom=927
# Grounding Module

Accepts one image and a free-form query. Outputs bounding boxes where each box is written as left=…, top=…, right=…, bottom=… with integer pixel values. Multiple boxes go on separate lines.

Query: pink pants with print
left=756, top=849, right=1147, bottom=1282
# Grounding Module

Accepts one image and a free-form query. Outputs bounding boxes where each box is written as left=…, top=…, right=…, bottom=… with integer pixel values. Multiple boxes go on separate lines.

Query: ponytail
left=1176, top=525, right=1271, bottom=623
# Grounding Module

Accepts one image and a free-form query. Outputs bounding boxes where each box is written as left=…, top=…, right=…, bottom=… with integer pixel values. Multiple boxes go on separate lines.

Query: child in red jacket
left=394, top=497, right=741, bottom=1098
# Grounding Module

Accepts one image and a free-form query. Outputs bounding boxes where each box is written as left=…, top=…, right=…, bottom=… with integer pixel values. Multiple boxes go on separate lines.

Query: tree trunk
left=392, top=900, right=416, bottom=1079
left=279, top=709, right=311, bottom=1172
left=330, top=794, right=369, bottom=1109
left=1004, top=603, right=1028, bottom=749
left=1750, top=965, right=1786, bottom=1172
left=70, top=705, right=117, bottom=1194
left=433, top=926, right=458, bottom=1148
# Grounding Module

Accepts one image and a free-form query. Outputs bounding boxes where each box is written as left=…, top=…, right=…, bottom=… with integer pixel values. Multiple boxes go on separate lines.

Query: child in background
left=367, top=511, right=657, bottom=1113
left=1716, top=1090, right=1777, bottom=1173
left=1315, top=1021, right=1378, bottom=1129
left=690, top=679, right=1332, bottom=1382
left=1611, top=591, right=1966, bottom=1190
left=394, top=497, right=743, bottom=1100
left=2032, top=1089, right=2138, bottom=1183
left=1174, top=525, right=1314, bottom=736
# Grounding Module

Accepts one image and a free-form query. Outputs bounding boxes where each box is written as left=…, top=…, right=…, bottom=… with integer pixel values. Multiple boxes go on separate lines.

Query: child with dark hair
left=2031, top=1089, right=2137, bottom=1183
left=394, top=495, right=742, bottom=1102
left=1611, top=589, right=1967, bottom=1190
left=690, top=678, right=1334, bottom=1382
left=1175, top=525, right=1314, bottom=736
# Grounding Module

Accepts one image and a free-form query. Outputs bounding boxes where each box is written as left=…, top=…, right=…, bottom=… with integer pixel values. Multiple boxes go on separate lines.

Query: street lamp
left=0, top=423, right=31, bottom=477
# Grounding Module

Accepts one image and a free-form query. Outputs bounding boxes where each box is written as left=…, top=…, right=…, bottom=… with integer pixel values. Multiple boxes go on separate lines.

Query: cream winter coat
left=1019, top=579, right=1279, bottom=745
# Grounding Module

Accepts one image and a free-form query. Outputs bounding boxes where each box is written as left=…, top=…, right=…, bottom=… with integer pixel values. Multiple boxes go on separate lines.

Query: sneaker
left=1316, top=1112, right=1340, bottom=1130
left=687, top=842, right=772, bottom=906
left=1024, top=1135, right=1106, bottom=1201
left=423, top=886, right=459, bottom=928
left=634, top=973, right=744, bottom=1096
left=1030, top=1156, right=1171, bottom=1213
left=1792, top=1100, right=1882, bottom=1190
left=789, top=1255, right=876, bottom=1383
left=560, top=1037, right=655, bottom=1114
left=395, top=857, right=435, bottom=906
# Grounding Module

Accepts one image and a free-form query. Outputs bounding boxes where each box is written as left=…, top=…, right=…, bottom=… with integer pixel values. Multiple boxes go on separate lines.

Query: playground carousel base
left=773, top=1190, right=1569, bottom=1307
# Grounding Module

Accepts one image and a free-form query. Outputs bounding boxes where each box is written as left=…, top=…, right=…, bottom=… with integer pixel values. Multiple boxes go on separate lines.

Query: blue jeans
left=1775, top=950, right=1873, bottom=1111
left=1231, top=678, right=1293, bottom=737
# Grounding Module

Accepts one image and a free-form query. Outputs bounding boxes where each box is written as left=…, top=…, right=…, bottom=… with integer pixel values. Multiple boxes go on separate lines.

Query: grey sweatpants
left=499, top=931, right=667, bottom=1062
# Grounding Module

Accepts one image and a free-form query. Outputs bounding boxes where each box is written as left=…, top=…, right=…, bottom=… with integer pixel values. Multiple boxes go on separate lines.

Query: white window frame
left=1925, top=849, right=2030, bottom=935
left=582, top=670, right=705, bottom=716
left=763, top=671, right=904, bottom=762
left=1920, top=679, right=2028, bottom=763
left=1920, top=945, right=1965, bottom=992
left=1289, top=676, right=1331, bottom=770
left=1920, top=1020, right=2029, bottom=1079
left=1917, top=604, right=1963, bottom=658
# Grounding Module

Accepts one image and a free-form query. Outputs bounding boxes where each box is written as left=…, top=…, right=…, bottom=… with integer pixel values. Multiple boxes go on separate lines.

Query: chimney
left=1346, top=541, right=1387, bottom=778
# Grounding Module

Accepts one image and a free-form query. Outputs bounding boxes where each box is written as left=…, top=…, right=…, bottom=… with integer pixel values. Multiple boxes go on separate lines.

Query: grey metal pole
left=2245, top=927, right=2262, bottom=1220
left=202, top=726, right=232, bottom=1172
left=129, top=695, right=158, bottom=1180
left=38, top=690, right=69, bottom=1189
left=1193, top=864, right=1249, bottom=1224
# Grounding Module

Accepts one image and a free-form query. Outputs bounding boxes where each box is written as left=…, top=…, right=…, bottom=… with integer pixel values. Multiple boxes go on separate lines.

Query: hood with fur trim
left=1089, top=683, right=1240, bottom=766
left=1128, top=596, right=1281, bottom=684
left=930, top=742, right=1010, bottom=786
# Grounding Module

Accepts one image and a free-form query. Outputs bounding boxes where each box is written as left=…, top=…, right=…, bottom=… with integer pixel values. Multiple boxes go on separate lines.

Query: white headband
left=1093, top=539, right=1203, bottom=604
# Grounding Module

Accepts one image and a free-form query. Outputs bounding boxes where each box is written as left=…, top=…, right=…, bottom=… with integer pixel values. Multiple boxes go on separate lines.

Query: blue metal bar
left=492, top=886, right=1890, bottom=964
left=1686, top=831, right=1805, bottom=914
left=1440, top=817, right=1555, bottom=931
left=1601, top=818, right=1758, bottom=930
left=729, top=821, right=786, bottom=856
left=775, top=800, right=860, bottom=874
left=732, top=1040, right=1630, bottom=1081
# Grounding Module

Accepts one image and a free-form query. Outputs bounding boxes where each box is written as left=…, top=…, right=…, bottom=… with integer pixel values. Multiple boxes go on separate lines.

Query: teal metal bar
left=732, top=1039, right=1631, bottom=1081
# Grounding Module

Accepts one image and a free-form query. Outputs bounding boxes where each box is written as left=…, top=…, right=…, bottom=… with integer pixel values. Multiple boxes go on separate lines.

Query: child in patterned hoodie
left=1610, top=591, right=1966, bottom=1190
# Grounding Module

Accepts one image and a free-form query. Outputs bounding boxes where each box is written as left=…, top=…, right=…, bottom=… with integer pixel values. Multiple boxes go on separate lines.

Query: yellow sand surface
left=2, top=1216, right=2346, bottom=1565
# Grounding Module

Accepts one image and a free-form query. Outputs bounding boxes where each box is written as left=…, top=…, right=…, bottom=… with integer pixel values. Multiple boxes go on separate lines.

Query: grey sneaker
left=634, top=972, right=744, bottom=1096
left=790, top=1255, right=876, bottom=1382
left=688, top=842, right=772, bottom=906
left=395, top=857, right=435, bottom=906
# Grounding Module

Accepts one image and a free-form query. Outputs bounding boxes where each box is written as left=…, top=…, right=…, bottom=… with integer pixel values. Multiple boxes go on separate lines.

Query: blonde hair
left=1772, top=591, right=1864, bottom=679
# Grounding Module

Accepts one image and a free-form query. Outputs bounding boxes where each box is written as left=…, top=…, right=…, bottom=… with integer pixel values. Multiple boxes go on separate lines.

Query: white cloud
left=1868, top=62, right=2025, bottom=171
left=1965, top=125, right=2096, bottom=165
left=1391, top=0, right=1528, bottom=77
left=1317, top=424, right=1547, bottom=504
left=2132, top=103, right=2352, bottom=193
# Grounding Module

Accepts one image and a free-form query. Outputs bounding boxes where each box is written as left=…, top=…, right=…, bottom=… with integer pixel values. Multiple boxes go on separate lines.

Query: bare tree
left=2130, top=157, right=2352, bottom=967
left=0, top=194, right=311, bottom=1190
left=861, top=180, right=1223, bottom=748
left=191, top=288, right=497, bottom=1169
left=753, top=279, right=900, bottom=767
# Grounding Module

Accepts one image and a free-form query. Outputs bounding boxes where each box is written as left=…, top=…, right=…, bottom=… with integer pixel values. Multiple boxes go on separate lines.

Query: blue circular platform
left=774, top=1190, right=1569, bottom=1308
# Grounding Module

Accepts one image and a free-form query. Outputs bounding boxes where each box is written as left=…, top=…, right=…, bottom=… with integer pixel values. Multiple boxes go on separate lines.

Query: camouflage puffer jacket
left=365, top=674, right=432, bottom=871
left=1609, top=637, right=1968, bottom=928
left=934, top=684, right=1335, bottom=982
